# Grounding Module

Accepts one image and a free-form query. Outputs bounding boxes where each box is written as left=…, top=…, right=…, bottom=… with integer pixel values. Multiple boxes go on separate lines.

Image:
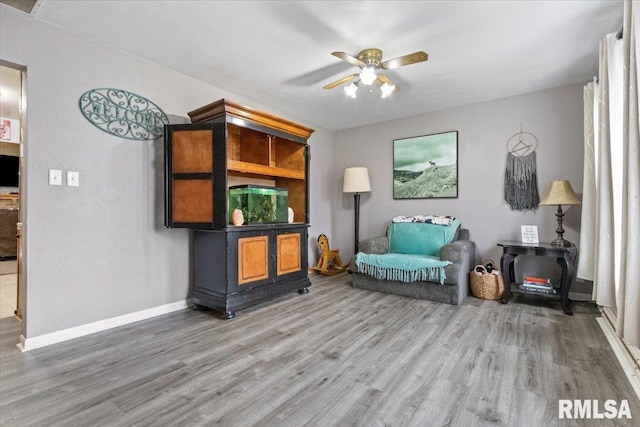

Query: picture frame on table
left=521, top=225, right=539, bottom=244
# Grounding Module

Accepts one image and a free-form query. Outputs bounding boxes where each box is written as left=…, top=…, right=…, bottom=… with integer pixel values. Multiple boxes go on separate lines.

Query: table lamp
left=343, top=167, right=371, bottom=253
left=539, top=180, right=581, bottom=247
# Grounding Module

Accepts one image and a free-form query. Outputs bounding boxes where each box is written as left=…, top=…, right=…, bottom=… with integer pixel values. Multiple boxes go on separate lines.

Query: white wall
left=307, top=127, right=334, bottom=262
left=1, top=6, right=333, bottom=338
left=332, top=84, right=585, bottom=267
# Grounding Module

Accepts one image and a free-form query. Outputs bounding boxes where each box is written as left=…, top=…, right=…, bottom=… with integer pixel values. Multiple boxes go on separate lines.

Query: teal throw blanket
left=356, top=219, right=461, bottom=284
left=356, top=253, right=451, bottom=284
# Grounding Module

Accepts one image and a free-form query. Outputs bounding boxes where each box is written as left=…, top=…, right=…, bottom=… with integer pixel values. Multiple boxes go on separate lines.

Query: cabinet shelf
left=227, top=159, right=305, bottom=180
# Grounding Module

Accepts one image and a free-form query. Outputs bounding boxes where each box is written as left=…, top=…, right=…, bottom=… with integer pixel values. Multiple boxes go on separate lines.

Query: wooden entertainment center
left=164, top=99, right=314, bottom=319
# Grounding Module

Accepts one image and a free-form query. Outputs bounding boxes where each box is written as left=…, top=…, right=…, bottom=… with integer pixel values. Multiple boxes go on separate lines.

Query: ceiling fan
left=323, top=48, right=429, bottom=98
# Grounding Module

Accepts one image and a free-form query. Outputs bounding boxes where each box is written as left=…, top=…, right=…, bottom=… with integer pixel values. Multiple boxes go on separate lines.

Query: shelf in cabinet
left=227, top=159, right=304, bottom=180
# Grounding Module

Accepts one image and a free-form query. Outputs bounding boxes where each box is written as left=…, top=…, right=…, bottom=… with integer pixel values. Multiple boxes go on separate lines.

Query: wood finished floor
left=1, top=273, right=639, bottom=426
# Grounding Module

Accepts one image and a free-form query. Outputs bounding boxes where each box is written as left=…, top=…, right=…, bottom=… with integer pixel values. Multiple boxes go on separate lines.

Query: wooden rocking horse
left=310, top=234, right=348, bottom=275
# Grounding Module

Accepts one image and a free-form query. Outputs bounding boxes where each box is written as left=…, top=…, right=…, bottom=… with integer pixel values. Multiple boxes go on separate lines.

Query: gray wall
left=0, top=4, right=586, bottom=340
left=331, top=84, right=585, bottom=270
left=1, top=6, right=333, bottom=338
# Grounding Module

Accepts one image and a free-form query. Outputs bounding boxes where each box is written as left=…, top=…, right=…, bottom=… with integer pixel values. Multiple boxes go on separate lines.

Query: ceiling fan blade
left=323, top=73, right=359, bottom=90
left=331, top=51, right=366, bottom=68
left=377, top=74, right=400, bottom=93
left=381, top=51, right=429, bottom=70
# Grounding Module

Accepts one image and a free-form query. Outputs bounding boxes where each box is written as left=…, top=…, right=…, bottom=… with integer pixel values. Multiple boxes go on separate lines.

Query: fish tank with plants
left=228, top=185, right=289, bottom=224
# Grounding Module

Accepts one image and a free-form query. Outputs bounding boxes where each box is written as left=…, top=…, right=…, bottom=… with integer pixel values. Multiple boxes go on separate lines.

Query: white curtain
left=617, top=0, right=640, bottom=347
left=578, top=82, right=596, bottom=280
left=593, top=33, right=621, bottom=309
left=582, top=0, right=640, bottom=347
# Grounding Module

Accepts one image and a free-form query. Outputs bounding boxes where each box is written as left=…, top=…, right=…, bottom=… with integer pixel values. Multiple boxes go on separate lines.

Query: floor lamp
left=539, top=180, right=581, bottom=247
left=343, top=167, right=371, bottom=253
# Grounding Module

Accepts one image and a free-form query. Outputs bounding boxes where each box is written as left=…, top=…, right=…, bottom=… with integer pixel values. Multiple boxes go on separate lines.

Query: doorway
left=0, top=63, right=25, bottom=320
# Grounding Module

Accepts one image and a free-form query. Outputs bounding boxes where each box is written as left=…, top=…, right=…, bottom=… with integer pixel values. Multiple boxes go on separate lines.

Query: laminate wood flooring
left=1, top=273, right=638, bottom=426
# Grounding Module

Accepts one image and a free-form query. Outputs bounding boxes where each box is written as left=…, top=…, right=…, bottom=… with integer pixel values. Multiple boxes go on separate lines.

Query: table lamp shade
left=343, top=167, right=371, bottom=193
left=539, top=179, right=580, bottom=247
left=539, top=180, right=581, bottom=206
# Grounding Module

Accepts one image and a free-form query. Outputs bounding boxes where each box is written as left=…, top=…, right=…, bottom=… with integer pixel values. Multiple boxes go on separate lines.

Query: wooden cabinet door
left=277, top=232, right=302, bottom=276
left=237, top=235, right=270, bottom=285
left=235, top=228, right=306, bottom=286
left=164, top=123, right=226, bottom=229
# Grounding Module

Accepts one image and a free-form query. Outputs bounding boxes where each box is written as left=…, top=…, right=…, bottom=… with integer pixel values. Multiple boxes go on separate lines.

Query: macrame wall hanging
left=503, top=124, right=540, bottom=211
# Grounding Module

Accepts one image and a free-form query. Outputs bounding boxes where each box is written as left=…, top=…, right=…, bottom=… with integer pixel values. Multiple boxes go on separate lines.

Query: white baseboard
left=596, top=316, right=640, bottom=401
left=17, top=300, right=191, bottom=352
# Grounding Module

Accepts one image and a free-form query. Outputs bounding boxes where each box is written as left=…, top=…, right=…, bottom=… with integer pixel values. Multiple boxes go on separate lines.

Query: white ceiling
left=30, top=0, right=623, bottom=131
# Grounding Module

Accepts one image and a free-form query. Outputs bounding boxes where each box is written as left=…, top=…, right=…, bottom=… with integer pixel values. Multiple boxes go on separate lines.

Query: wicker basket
left=470, top=263, right=505, bottom=300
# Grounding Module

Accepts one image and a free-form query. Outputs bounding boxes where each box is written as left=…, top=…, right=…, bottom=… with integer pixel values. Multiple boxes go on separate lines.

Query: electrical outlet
left=48, top=169, right=62, bottom=186
left=67, top=171, right=79, bottom=187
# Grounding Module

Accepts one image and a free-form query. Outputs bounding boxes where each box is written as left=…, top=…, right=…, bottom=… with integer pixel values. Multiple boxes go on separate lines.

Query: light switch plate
left=67, top=171, right=79, bottom=187
left=49, top=169, right=62, bottom=186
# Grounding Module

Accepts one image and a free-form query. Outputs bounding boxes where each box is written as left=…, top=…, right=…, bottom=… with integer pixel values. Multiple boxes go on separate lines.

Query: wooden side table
left=497, top=241, right=578, bottom=315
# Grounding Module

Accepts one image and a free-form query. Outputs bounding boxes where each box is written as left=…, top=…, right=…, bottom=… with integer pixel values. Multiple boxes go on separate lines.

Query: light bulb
left=359, top=66, right=377, bottom=85
left=380, top=82, right=395, bottom=98
left=344, top=82, right=358, bottom=98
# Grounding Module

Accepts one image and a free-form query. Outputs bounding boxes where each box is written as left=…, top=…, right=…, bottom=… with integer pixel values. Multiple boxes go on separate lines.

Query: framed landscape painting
left=393, top=131, right=458, bottom=199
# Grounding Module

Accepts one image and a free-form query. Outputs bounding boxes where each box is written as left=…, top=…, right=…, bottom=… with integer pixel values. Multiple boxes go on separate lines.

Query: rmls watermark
left=559, top=399, right=632, bottom=419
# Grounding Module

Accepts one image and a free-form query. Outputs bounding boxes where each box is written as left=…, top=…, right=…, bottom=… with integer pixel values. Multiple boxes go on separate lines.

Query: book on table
left=520, top=276, right=556, bottom=294
left=524, top=276, right=551, bottom=284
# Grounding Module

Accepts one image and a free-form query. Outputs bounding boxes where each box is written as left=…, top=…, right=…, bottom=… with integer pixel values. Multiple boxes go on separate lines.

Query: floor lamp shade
left=540, top=180, right=581, bottom=247
left=343, top=167, right=371, bottom=254
left=343, top=167, right=371, bottom=193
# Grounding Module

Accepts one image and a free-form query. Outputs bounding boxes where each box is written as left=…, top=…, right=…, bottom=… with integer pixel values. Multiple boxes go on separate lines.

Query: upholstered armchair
left=349, top=221, right=476, bottom=305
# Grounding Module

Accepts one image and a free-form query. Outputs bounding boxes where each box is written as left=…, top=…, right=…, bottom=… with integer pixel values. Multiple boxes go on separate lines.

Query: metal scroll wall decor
left=503, top=124, right=540, bottom=211
left=79, top=88, right=169, bottom=141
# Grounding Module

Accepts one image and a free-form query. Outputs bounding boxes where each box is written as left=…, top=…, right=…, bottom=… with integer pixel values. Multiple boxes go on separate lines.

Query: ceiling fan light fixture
left=326, top=48, right=427, bottom=99
left=359, top=66, right=377, bottom=85
left=380, top=82, right=395, bottom=98
left=344, top=82, right=358, bottom=98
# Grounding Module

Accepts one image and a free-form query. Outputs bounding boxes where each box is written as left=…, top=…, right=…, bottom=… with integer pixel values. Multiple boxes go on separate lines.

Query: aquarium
left=228, top=185, right=289, bottom=224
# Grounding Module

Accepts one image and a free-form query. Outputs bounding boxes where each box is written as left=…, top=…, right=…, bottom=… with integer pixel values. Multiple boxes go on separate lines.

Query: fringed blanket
left=356, top=253, right=451, bottom=284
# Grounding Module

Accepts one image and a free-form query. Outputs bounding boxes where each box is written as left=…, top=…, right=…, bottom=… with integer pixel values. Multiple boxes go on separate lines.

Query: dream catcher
left=504, top=124, right=540, bottom=211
